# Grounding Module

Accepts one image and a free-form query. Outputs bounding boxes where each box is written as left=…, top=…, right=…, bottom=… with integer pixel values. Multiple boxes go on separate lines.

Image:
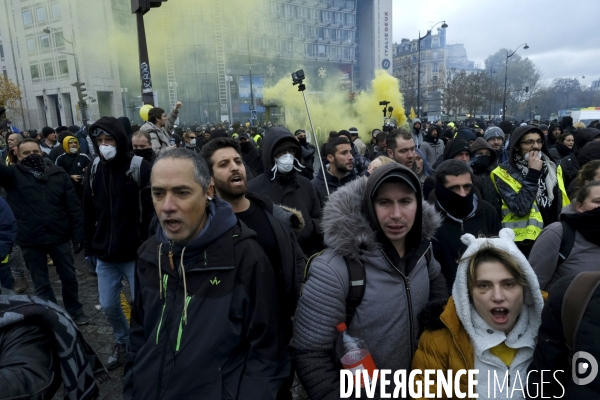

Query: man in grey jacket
left=292, top=163, right=447, bottom=399
left=140, top=102, right=181, bottom=154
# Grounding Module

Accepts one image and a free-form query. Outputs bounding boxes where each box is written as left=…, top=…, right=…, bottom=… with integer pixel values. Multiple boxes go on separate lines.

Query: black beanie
left=443, top=138, right=471, bottom=160
left=41, top=126, right=55, bottom=138
left=55, top=126, right=68, bottom=134
left=67, top=125, right=80, bottom=134
left=499, top=121, right=513, bottom=135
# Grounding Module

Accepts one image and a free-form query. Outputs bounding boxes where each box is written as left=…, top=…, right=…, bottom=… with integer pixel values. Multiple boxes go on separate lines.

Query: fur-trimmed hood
left=321, top=175, right=442, bottom=259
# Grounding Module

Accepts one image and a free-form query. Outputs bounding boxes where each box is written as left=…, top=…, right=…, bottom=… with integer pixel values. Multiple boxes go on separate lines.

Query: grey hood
left=321, top=174, right=442, bottom=260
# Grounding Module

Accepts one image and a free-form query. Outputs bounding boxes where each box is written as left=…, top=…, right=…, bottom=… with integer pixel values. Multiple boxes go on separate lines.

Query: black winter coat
left=431, top=190, right=501, bottom=291
left=0, top=159, right=83, bottom=246
left=311, top=166, right=358, bottom=208
left=123, top=216, right=289, bottom=400
left=248, top=127, right=323, bottom=256
left=527, top=275, right=600, bottom=398
left=83, top=117, right=154, bottom=262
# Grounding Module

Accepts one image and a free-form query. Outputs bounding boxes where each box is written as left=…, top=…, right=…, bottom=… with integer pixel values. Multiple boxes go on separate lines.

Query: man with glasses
left=83, top=117, right=154, bottom=370
left=491, top=125, right=570, bottom=256
left=248, top=126, right=322, bottom=256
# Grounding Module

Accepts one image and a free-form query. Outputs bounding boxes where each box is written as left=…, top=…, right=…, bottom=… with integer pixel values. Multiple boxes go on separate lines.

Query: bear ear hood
left=452, top=228, right=544, bottom=346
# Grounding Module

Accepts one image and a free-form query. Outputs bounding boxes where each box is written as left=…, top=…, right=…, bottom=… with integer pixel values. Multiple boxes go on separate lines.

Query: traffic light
left=131, top=0, right=168, bottom=14
left=525, top=86, right=529, bottom=93
left=71, top=81, right=87, bottom=102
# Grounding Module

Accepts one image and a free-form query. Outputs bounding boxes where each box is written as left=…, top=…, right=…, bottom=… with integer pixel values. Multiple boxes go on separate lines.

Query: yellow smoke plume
left=263, top=70, right=406, bottom=144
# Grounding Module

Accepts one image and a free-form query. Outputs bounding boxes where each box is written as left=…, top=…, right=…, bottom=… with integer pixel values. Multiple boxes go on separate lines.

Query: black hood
left=424, top=126, right=441, bottom=144
left=117, top=117, right=132, bottom=136
left=547, top=123, right=563, bottom=146
left=362, top=162, right=424, bottom=254
left=508, top=125, right=551, bottom=169
left=574, top=128, right=600, bottom=152
left=89, top=116, right=129, bottom=163
left=259, top=126, right=302, bottom=173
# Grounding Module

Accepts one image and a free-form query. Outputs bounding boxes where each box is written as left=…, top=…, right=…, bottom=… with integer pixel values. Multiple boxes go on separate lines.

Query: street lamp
left=488, top=65, right=497, bottom=120
left=502, top=43, right=529, bottom=121
left=417, top=20, right=448, bottom=119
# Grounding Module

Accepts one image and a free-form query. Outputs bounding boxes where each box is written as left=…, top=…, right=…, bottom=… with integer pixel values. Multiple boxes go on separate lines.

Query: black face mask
left=435, top=181, right=475, bottom=219
left=20, top=153, right=46, bottom=176
left=240, top=142, right=253, bottom=152
left=133, top=148, right=154, bottom=162
left=298, top=137, right=307, bottom=146
left=469, top=155, right=491, bottom=172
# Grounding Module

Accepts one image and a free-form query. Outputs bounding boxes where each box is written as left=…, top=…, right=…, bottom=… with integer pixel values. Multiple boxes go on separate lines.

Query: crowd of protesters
left=1, top=101, right=600, bottom=399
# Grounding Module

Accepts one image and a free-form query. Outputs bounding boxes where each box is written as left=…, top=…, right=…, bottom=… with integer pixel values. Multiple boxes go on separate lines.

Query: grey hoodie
left=292, top=163, right=446, bottom=400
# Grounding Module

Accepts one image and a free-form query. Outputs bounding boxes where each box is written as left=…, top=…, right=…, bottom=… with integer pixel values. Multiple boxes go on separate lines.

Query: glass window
left=43, top=62, right=54, bottom=77
left=58, top=59, right=68, bottom=74
left=51, top=3, right=61, bottom=18
left=40, top=34, right=50, bottom=48
left=22, top=10, right=33, bottom=26
left=54, top=32, right=64, bottom=47
left=0, top=44, right=4, bottom=58
left=36, top=7, right=47, bottom=22
left=433, top=63, right=438, bottom=72
left=26, top=38, right=37, bottom=52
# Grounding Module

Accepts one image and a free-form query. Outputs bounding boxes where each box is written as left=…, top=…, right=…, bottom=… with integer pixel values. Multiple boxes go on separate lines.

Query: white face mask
left=275, top=153, right=295, bottom=174
left=69, top=147, right=78, bottom=154
left=190, top=139, right=196, bottom=146
left=99, top=145, right=117, bottom=161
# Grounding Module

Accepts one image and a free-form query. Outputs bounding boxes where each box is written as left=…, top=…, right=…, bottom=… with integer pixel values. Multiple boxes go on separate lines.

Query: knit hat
left=272, top=137, right=299, bottom=158
left=484, top=126, right=505, bottom=142
left=67, top=125, right=80, bottom=134
left=42, top=126, right=55, bottom=138
left=443, top=138, right=471, bottom=160
left=499, top=121, right=513, bottom=135
left=455, top=128, right=476, bottom=142
left=538, top=124, right=548, bottom=131
left=55, top=126, right=68, bottom=134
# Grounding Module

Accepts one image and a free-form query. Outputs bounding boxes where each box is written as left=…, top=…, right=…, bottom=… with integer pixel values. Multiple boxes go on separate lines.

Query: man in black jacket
left=247, top=126, right=323, bottom=256
left=0, top=139, right=88, bottom=324
left=124, top=148, right=289, bottom=399
left=83, top=117, right=154, bottom=370
left=430, top=160, right=501, bottom=290
left=311, top=137, right=357, bottom=207
left=294, top=129, right=316, bottom=180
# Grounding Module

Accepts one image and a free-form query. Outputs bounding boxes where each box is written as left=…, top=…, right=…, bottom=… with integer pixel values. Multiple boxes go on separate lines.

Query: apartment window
left=36, top=7, right=47, bottom=22
left=58, top=59, right=68, bottom=74
left=26, top=38, right=37, bottom=52
left=40, top=34, right=50, bottom=49
left=22, top=10, right=33, bottom=26
left=2, top=70, right=6, bottom=80
left=433, top=63, right=438, bottom=72
left=317, top=44, right=328, bottom=57
left=43, top=62, right=54, bottom=77
left=286, top=23, right=294, bottom=34
left=51, top=3, right=61, bottom=18
left=284, top=4, right=293, bottom=18
left=335, top=12, right=343, bottom=25
left=432, top=38, right=439, bottom=47
left=345, top=13, right=355, bottom=26
left=0, top=44, right=4, bottom=58
left=308, top=8, right=318, bottom=22
left=432, top=51, right=438, bottom=59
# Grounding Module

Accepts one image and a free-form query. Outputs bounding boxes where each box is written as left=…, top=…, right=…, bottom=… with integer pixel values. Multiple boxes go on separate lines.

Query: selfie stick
left=293, top=70, right=329, bottom=196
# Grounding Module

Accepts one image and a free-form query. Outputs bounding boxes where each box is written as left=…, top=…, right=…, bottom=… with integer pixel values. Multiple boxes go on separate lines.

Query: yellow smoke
left=263, top=70, right=406, bottom=144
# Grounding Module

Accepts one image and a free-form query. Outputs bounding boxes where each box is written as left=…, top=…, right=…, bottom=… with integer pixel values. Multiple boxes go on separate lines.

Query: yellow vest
left=253, top=134, right=261, bottom=147
left=491, top=165, right=570, bottom=242
left=1, top=254, right=8, bottom=264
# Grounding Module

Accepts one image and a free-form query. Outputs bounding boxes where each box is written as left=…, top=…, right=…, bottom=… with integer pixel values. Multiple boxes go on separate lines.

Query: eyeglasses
left=520, top=140, right=544, bottom=146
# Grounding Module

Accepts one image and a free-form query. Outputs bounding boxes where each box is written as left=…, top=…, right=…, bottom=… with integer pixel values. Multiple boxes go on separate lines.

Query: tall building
left=356, top=0, right=393, bottom=89
left=393, top=28, right=481, bottom=118
left=0, top=0, right=124, bottom=130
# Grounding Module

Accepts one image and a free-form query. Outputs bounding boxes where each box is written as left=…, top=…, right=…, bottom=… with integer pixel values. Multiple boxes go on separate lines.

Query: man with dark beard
left=202, top=137, right=305, bottom=400
left=311, top=137, right=357, bottom=207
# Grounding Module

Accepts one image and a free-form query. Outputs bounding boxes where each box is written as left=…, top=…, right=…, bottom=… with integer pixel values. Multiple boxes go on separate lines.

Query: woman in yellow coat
left=412, top=229, right=545, bottom=399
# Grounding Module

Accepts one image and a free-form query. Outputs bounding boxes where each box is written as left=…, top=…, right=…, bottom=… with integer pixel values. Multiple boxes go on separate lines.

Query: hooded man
left=430, top=160, right=501, bottom=290
left=83, top=117, right=154, bottom=370
left=411, top=118, right=424, bottom=147
left=425, top=139, right=472, bottom=198
left=491, top=125, right=570, bottom=257
left=484, top=126, right=508, bottom=164
left=292, top=163, right=447, bottom=399
left=311, top=137, right=358, bottom=207
left=247, top=126, right=322, bottom=256
left=471, top=137, right=503, bottom=217
left=420, top=125, right=445, bottom=166
left=294, top=129, right=315, bottom=180
left=55, top=135, right=92, bottom=198
left=0, top=138, right=88, bottom=324
left=124, top=148, right=289, bottom=399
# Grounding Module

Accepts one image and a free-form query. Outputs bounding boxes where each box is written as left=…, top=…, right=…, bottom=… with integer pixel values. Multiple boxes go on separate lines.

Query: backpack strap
left=344, top=256, right=365, bottom=326
left=89, top=157, right=101, bottom=197
left=558, top=221, right=576, bottom=267
left=561, top=271, right=600, bottom=357
left=126, top=155, right=144, bottom=223
left=300, top=250, right=324, bottom=297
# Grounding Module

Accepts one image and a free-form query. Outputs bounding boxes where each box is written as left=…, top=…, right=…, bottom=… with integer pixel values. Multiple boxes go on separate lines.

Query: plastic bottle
left=336, top=322, right=377, bottom=388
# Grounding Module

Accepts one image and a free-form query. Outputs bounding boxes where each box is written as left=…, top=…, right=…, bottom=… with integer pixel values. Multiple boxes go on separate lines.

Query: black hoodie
left=247, top=126, right=322, bottom=256
left=83, top=117, right=155, bottom=262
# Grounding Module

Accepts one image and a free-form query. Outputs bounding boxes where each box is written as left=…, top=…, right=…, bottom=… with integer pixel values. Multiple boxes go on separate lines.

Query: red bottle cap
left=336, top=322, right=347, bottom=332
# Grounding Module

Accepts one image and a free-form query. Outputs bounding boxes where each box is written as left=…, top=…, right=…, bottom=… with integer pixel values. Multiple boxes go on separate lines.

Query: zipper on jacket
left=108, top=168, right=114, bottom=256
left=175, top=295, right=194, bottom=351
left=460, top=220, right=464, bottom=235
left=168, top=241, right=175, bottom=270
left=381, top=250, right=415, bottom=354
left=507, top=367, right=510, bottom=387
left=155, top=275, right=169, bottom=344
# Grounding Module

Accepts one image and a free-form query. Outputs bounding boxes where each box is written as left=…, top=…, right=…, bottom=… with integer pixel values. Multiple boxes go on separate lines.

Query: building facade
left=0, top=0, right=124, bottom=130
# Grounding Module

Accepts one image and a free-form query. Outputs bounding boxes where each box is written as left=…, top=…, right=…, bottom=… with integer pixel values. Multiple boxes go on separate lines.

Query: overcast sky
left=392, top=0, right=600, bottom=88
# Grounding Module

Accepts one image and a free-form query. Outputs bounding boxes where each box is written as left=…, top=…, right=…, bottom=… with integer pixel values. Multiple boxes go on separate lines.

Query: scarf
left=0, top=295, right=108, bottom=399
left=554, top=142, right=574, bottom=158
left=513, top=153, right=556, bottom=208
left=561, top=207, right=600, bottom=247
left=20, top=153, right=46, bottom=179
left=435, top=181, right=477, bottom=219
